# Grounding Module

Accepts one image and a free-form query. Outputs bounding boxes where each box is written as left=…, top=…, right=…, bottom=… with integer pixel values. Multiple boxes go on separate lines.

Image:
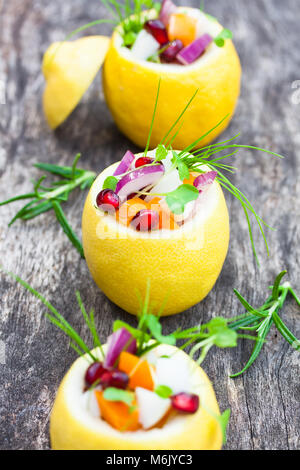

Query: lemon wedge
left=42, top=36, right=110, bottom=129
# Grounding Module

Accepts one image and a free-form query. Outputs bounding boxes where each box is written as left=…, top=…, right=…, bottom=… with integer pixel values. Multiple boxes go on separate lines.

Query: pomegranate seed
left=171, top=392, right=199, bottom=413
left=100, top=370, right=129, bottom=389
left=145, top=20, right=169, bottom=45
left=161, top=40, right=184, bottom=63
left=96, top=189, right=120, bottom=212
left=131, top=209, right=160, bottom=231
left=85, top=362, right=108, bottom=386
left=135, top=156, right=154, bottom=168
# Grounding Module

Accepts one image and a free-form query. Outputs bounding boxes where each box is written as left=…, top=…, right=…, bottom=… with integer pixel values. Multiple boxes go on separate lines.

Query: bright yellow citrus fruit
left=103, top=8, right=241, bottom=149
left=42, top=36, right=110, bottom=129
left=82, top=150, right=229, bottom=316
left=50, top=345, right=223, bottom=450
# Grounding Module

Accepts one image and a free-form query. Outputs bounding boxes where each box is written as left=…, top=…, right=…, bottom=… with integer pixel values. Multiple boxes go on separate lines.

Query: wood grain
left=0, top=0, right=299, bottom=450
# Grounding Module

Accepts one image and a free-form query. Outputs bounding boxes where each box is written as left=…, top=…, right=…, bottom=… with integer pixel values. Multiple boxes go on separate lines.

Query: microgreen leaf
left=155, top=144, right=168, bottom=161
left=166, top=184, right=199, bottom=214
left=155, top=385, right=173, bottom=399
left=171, top=151, right=190, bottom=181
left=103, top=387, right=135, bottom=406
left=214, top=28, right=233, bottom=47
left=103, top=176, right=118, bottom=191
left=207, top=318, right=238, bottom=348
left=123, top=31, right=137, bottom=46
left=145, top=314, right=176, bottom=345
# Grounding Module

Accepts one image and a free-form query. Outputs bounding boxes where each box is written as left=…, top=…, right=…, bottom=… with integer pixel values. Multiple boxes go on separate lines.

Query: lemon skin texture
left=103, top=9, right=241, bottom=149
left=82, top=155, right=230, bottom=316
left=50, top=346, right=223, bottom=450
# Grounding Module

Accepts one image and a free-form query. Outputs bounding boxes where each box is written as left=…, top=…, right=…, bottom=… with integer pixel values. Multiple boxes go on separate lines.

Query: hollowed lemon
left=50, top=345, right=223, bottom=450
left=82, top=150, right=229, bottom=316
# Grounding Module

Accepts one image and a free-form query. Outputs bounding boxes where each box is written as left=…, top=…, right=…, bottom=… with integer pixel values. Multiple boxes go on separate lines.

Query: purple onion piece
left=193, top=171, right=217, bottom=191
left=115, top=164, right=164, bottom=201
left=113, top=150, right=135, bottom=176
left=159, top=0, right=177, bottom=26
left=104, top=327, right=137, bottom=368
left=176, top=34, right=213, bottom=65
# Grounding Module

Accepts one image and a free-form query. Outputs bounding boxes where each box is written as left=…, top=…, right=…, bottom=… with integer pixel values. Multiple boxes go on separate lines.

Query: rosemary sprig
left=0, top=154, right=96, bottom=258
left=229, top=271, right=300, bottom=377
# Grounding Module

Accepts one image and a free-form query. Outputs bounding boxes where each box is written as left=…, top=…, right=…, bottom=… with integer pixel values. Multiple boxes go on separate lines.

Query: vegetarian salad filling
left=95, top=149, right=217, bottom=232
left=122, top=0, right=232, bottom=65
left=82, top=327, right=200, bottom=431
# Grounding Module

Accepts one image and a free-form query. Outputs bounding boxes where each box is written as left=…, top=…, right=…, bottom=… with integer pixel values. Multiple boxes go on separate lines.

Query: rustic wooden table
left=0, top=0, right=299, bottom=450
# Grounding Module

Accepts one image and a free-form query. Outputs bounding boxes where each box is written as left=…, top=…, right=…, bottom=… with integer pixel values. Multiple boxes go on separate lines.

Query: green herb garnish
left=165, top=184, right=199, bottom=214
left=103, top=387, right=135, bottom=406
left=103, top=175, right=118, bottom=191
left=214, top=28, right=233, bottom=47
left=0, top=154, right=95, bottom=258
left=155, top=385, right=173, bottom=399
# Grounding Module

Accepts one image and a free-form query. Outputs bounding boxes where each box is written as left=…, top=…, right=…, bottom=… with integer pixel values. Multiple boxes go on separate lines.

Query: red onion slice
left=104, top=327, right=137, bottom=368
left=176, top=34, right=213, bottom=65
left=159, top=0, right=177, bottom=26
left=115, top=163, right=165, bottom=200
left=113, top=150, right=135, bottom=176
left=193, top=170, right=217, bottom=191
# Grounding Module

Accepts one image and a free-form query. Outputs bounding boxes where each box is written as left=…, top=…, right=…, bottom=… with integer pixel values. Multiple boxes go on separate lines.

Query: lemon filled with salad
left=42, top=0, right=241, bottom=149
left=82, top=84, right=281, bottom=316
left=48, top=291, right=228, bottom=450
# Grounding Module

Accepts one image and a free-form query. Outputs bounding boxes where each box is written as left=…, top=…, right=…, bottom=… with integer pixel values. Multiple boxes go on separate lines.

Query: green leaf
left=166, top=184, right=199, bottom=215
left=123, top=31, right=137, bottom=46
left=51, top=200, right=84, bottom=258
left=214, top=329, right=238, bottom=348
left=218, top=409, right=231, bottom=444
left=205, top=317, right=238, bottom=348
left=103, top=176, right=118, bottom=191
left=155, top=144, right=168, bottom=161
left=155, top=385, right=173, bottom=399
left=145, top=314, right=176, bottom=345
left=103, top=387, right=135, bottom=406
left=272, top=270, right=287, bottom=300
left=171, top=151, right=190, bottom=181
left=214, top=28, right=233, bottom=47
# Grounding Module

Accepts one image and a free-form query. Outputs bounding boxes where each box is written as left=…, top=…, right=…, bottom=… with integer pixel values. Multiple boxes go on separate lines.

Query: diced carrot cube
left=168, top=13, right=198, bottom=47
left=94, top=390, right=140, bottom=431
left=116, top=198, right=148, bottom=226
left=148, top=197, right=179, bottom=230
left=183, top=172, right=199, bottom=185
left=119, top=351, right=155, bottom=391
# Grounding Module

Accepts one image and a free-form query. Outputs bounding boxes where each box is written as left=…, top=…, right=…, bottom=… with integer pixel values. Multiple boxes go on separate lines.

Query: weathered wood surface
left=0, top=0, right=299, bottom=450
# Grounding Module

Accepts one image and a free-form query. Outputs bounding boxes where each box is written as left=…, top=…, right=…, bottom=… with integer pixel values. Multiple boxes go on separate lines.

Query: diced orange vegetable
left=183, top=172, right=199, bottom=186
left=168, top=13, right=198, bottom=47
left=116, top=198, right=148, bottom=226
left=148, top=197, right=179, bottom=230
left=94, top=390, right=140, bottom=431
left=119, top=351, right=155, bottom=391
